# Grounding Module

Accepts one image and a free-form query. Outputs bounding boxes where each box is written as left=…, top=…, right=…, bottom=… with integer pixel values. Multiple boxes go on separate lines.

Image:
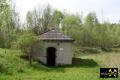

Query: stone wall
left=34, top=41, right=73, bottom=65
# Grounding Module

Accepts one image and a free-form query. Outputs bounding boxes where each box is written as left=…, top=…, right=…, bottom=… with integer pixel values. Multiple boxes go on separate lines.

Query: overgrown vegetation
left=0, top=0, right=20, bottom=48
left=0, top=48, right=119, bottom=80
left=1, top=0, right=120, bottom=50
left=0, top=0, right=120, bottom=80
left=13, top=31, right=44, bottom=64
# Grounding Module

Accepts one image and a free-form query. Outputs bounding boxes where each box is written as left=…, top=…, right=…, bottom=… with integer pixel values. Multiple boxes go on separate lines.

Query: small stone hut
left=36, top=29, right=74, bottom=66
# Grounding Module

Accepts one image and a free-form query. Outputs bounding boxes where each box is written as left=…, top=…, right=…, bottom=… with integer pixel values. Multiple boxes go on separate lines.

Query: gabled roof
left=39, top=29, right=74, bottom=41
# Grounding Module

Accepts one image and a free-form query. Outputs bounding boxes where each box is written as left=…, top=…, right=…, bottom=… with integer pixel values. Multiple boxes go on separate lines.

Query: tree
left=26, top=11, right=33, bottom=30
left=61, top=14, right=82, bottom=46
left=16, top=31, right=44, bottom=64
left=0, top=0, right=18, bottom=48
left=42, top=5, right=52, bottom=31
left=79, top=12, right=100, bottom=47
left=26, top=5, right=53, bottom=35
left=50, top=10, right=64, bottom=29
left=84, top=12, right=99, bottom=29
left=25, top=5, right=120, bottom=50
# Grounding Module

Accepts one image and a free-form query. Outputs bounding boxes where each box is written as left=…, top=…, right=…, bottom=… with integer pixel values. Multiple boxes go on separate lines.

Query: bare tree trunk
left=29, top=52, right=32, bottom=65
left=29, top=45, right=34, bottom=65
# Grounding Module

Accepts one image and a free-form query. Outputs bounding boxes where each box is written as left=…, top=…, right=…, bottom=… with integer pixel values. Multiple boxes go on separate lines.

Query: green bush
left=73, top=48, right=82, bottom=57
left=13, top=31, right=45, bottom=64
left=109, top=48, right=120, bottom=52
left=101, top=47, right=112, bottom=52
left=0, top=62, right=13, bottom=75
left=0, top=64, right=6, bottom=73
left=15, top=31, right=44, bottom=55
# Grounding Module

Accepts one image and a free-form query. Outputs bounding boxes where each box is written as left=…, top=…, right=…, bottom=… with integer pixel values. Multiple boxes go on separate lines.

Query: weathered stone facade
left=35, top=29, right=74, bottom=66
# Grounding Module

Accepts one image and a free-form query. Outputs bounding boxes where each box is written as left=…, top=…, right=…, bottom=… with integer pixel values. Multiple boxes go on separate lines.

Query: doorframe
left=46, top=47, right=56, bottom=66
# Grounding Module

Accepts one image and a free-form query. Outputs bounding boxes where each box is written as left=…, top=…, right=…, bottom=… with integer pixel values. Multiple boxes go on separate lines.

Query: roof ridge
left=39, top=28, right=74, bottom=41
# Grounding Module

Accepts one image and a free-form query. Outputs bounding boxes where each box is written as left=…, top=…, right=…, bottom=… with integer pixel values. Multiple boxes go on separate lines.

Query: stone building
left=35, top=29, right=74, bottom=66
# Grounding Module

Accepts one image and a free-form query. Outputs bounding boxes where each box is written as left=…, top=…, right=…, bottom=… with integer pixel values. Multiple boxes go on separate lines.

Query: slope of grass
left=0, top=48, right=119, bottom=80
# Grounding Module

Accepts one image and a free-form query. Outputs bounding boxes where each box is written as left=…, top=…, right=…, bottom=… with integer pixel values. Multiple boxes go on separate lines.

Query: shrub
left=0, top=62, right=13, bottom=75
left=73, top=48, right=82, bottom=57
left=0, top=64, right=6, bottom=73
left=15, top=31, right=44, bottom=64
left=101, top=47, right=112, bottom=52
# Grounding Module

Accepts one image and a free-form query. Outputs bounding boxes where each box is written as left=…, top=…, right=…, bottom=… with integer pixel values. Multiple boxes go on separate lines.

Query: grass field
left=0, top=48, right=120, bottom=80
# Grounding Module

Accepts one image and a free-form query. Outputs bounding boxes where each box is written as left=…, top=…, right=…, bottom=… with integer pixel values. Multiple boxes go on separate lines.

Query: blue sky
left=13, top=0, right=120, bottom=23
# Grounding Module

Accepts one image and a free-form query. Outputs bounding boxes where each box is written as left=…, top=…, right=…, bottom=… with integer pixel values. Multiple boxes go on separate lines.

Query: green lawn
left=0, top=48, right=119, bottom=80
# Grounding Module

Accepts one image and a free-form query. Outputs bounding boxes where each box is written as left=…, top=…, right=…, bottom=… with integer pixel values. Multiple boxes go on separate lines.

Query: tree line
left=0, top=0, right=120, bottom=51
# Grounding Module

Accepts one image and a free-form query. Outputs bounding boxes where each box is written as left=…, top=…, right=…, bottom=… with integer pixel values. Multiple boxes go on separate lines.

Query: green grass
left=0, top=48, right=120, bottom=80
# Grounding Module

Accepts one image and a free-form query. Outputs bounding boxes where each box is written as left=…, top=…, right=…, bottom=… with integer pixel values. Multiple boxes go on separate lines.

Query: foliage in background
left=0, top=1, right=120, bottom=80
left=0, top=0, right=20, bottom=48
left=15, top=31, right=44, bottom=64
left=0, top=0, right=120, bottom=51
left=26, top=5, right=120, bottom=55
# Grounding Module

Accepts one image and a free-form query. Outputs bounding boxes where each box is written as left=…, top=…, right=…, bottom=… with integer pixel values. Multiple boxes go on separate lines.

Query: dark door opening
left=47, top=47, right=56, bottom=66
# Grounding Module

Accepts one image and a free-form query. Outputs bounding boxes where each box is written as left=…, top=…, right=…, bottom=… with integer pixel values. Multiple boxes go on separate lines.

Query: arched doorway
left=47, top=47, right=56, bottom=66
